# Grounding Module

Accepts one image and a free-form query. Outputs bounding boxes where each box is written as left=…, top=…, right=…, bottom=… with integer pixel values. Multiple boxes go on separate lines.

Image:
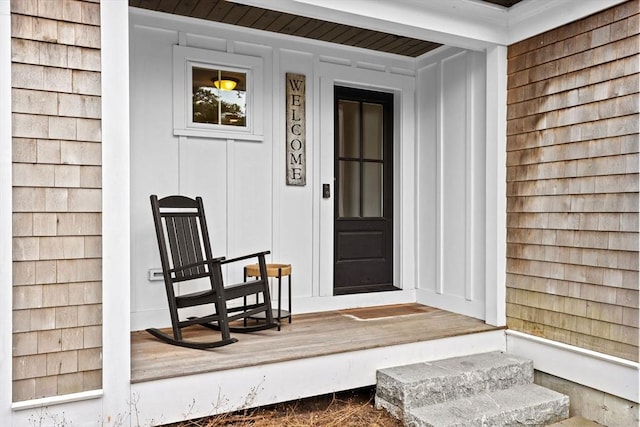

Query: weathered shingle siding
left=10, top=0, right=102, bottom=402
left=506, top=0, right=639, bottom=362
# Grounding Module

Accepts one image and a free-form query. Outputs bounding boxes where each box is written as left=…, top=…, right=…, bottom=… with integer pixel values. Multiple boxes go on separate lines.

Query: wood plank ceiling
left=129, top=0, right=523, bottom=58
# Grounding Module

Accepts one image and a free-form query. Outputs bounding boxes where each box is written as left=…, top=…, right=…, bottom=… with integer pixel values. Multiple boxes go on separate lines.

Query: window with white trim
left=173, top=45, right=263, bottom=140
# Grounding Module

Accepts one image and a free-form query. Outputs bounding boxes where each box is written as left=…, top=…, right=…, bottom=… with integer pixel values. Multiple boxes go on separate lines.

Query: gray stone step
left=406, top=383, right=570, bottom=427
left=547, top=416, right=603, bottom=427
left=375, top=351, right=534, bottom=420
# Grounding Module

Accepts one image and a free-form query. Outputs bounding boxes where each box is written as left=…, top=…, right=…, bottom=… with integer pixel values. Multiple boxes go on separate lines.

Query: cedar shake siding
left=10, top=0, right=102, bottom=401
left=506, top=1, right=639, bottom=362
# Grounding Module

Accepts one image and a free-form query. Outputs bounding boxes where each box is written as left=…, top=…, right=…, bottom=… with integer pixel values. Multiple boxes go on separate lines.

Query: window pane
left=193, top=67, right=220, bottom=124
left=363, top=162, right=382, bottom=217
left=339, top=160, right=360, bottom=218
left=338, top=100, right=360, bottom=158
left=192, top=67, right=246, bottom=127
left=363, top=102, right=383, bottom=160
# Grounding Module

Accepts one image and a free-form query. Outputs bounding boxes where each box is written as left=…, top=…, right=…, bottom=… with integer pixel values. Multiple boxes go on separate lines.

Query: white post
left=0, top=0, right=13, bottom=421
left=101, top=0, right=132, bottom=422
left=484, top=44, right=507, bottom=327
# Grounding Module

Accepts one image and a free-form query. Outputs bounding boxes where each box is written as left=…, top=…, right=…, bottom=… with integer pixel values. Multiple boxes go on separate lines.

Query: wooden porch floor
left=131, top=304, right=503, bottom=383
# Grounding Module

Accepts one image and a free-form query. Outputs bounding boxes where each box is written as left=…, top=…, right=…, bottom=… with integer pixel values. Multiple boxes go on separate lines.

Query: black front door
left=334, top=86, right=395, bottom=295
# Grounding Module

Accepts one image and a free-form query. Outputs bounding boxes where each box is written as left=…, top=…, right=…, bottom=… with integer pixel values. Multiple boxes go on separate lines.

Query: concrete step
left=546, top=416, right=603, bottom=427
left=375, top=351, right=533, bottom=420
left=406, top=383, right=570, bottom=427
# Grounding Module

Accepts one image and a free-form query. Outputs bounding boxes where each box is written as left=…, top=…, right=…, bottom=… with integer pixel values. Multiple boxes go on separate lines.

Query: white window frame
left=173, top=45, right=264, bottom=141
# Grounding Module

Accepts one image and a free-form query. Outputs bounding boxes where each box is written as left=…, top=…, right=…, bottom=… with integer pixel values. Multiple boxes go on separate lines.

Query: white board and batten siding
left=416, top=47, right=489, bottom=321
left=129, top=8, right=493, bottom=330
left=130, top=15, right=275, bottom=329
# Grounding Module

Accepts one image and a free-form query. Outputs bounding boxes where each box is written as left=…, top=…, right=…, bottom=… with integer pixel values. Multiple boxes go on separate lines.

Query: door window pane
left=192, top=67, right=246, bottom=127
left=339, top=160, right=360, bottom=217
left=363, top=103, right=383, bottom=160
left=363, top=162, right=383, bottom=217
left=338, top=100, right=360, bottom=158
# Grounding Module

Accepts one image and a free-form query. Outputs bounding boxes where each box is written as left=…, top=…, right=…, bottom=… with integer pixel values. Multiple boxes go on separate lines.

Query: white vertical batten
left=311, top=58, right=322, bottom=298
left=0, top=0, right=13, bottom=421
left=227, top=138, right=236, bottom=260
left=318, top=75, right=334, bottom=297
left=101, top=0, right=132, bottom=421
left=408, top=87, right=417, bottom=290
left=272, top=48, right=282, bottom=262
left=400, top=84, right=417, bottom=291
left=307, top=57, right=319, bottom=298
left=465, top=52, right=474, bottom=302
left=484, top=44, right=507, bottom=327
left=435, top=60, right=444, bottom=295
left=178, top=136, right=187, bottom=191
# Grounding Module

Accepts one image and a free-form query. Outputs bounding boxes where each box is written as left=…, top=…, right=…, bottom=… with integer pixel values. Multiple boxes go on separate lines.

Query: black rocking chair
left=148, top=194, right=279, bottom=350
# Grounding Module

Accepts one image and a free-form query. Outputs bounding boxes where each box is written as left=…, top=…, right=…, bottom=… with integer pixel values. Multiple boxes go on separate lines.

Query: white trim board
left=315, top=61, right=417, bottom=299
left=231, top=0, right=628, bottom=51
left=484, top=44, right=507, bottom=327
left=0, top=0, right=14, bottom=423
left=101, top=0, right=133, bottom=423
left=131, top=330, right=506, bottom=425
left=506, top=0, right=629, bottom=44
left=11, top=390, right=103, bottom=412
left=506, top=330, right=639, bottom=403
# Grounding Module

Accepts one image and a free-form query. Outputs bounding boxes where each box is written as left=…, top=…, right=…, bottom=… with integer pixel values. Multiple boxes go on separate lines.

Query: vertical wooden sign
left=286, top=73, right=306, bottom=185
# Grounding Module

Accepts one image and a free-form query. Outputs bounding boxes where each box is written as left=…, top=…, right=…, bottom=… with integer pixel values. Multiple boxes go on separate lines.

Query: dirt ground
left=166, top=387, right=402, bottom=427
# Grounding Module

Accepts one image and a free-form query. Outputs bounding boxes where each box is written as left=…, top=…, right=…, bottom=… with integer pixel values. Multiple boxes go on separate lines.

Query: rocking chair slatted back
left=164, top=213, right=208, bottom=280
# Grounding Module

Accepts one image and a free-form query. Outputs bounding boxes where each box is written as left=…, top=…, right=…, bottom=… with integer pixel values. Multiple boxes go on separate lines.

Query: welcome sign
left=286, top=73, right=306, bottom=186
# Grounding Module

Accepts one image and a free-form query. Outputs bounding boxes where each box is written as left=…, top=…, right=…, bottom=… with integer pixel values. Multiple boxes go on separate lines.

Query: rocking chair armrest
left=218, top=250, right=271, bottom=265
left=168, top=256, right=226, bottom=274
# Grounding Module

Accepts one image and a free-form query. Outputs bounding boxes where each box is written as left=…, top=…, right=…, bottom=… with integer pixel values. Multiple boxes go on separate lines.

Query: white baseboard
left=12, top=390, right=103, bottom=411
left=506, top=330, right=639, bottom=403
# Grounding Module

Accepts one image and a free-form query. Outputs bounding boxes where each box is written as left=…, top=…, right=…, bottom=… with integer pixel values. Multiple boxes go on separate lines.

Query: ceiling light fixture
left=212, top=78, right=238, bottom=91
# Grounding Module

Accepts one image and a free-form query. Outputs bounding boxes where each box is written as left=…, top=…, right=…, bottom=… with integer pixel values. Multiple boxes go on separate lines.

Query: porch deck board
left=131, top=304, right=502, bottom=383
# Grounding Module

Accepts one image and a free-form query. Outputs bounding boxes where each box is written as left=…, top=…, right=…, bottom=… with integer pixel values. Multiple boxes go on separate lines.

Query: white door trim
left=316, top=63, right=416, bottom=298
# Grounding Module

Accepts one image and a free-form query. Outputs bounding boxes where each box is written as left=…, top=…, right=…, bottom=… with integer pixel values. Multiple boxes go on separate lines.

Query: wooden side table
left=243, top=263, right=292, bottom=324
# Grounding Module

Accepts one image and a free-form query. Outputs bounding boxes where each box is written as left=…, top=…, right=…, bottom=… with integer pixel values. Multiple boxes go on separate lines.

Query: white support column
left=101, top=0, right=132, bottom=422
left=0, top=0, right=13, bottom=421
left=484, top=44, right=507, bottom=327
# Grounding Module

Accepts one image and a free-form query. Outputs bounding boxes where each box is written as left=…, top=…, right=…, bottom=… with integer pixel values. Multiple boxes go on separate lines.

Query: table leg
left=243, top=267, right=247, bottom=327
left=288, top=272, right=292, bottom=323
left=277, top=267, right=282, bottom=321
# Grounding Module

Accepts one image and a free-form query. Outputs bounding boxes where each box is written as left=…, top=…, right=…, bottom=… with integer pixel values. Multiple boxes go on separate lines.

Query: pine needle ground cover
left=165, top=387, right=401, bottom=427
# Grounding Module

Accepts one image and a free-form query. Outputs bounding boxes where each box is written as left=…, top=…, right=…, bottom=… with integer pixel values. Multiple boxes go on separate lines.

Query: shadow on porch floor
left=131, top=303, right=503, bottom=383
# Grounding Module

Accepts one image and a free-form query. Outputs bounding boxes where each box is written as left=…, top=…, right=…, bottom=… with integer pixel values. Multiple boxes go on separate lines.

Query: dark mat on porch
left=339, top=303, right=436, bottom=320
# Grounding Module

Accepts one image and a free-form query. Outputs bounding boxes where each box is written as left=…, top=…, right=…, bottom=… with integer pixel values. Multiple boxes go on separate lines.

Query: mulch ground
left=165, top=387, right=402, bottom=426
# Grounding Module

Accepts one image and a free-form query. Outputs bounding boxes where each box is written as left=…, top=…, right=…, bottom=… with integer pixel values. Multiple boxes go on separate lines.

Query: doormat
left=339, top=304, right=433, bottom=321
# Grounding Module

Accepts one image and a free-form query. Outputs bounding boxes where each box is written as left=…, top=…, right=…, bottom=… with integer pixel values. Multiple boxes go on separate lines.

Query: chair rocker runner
left=148, top=195, right=279, bottom=350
